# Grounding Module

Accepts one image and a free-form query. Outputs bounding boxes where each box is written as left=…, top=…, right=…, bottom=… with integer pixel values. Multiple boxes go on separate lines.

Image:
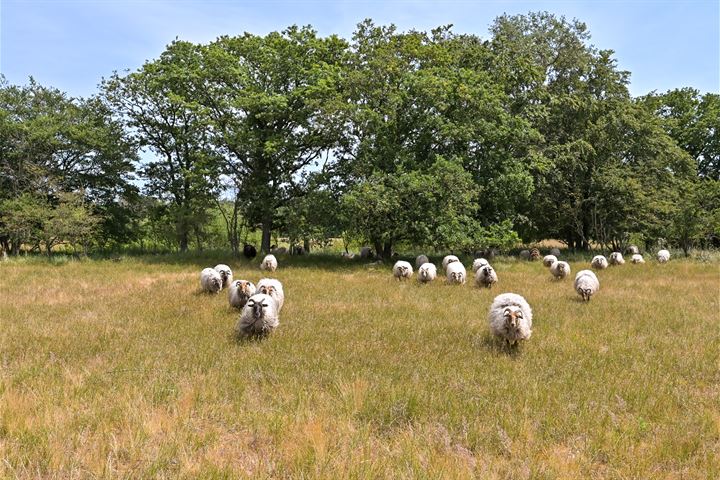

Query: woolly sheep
left=609, top=252, right=625, bottom=266
left=550, top=247, right=561, bottom=257
left=257, top=278, right=285, bottom=312
left=519, top=249, right=530, bottom=260
left=626, top=245, right=640, bottom=255
left=416, top=254, right=430, bottom=269
left=446, top=262, right=467, bottom=285
left=474, top=264, right=498, bottom=288
left=550, top=260, right=571, bottom=279
left=631, top=254, right=645, bottom=264
left=488, top=293, right=533, bottom=346
left=214, top=264, right=233, bottom=289
left=360, top=247, right=373, bottom=259
left=417, top=262, right=437, bottom=283
left=542, top=255, right=558, bottom=267
left=228, top=280, right=256, bottom=309
left=341, top=252, right=356, bottom=260
left=200, top=268, right=223, bottom=294
left=392, top=260, right=413, bottom=281
left=442, top=255, right=460, bottom=271
left=236, top=293, right=279, bottom=336
left=472, top=258, right=490, bottom=273
left=591, top=255, right=609, bottom=270
left=243, top=244, right=257, bottom=259
left=657, top=249, right=670, bottom=263
left=574, top=270, right=600, bottom=302
left=260, top=254, right=278, bottom=272
left=529, top=248, right=541, bottom=261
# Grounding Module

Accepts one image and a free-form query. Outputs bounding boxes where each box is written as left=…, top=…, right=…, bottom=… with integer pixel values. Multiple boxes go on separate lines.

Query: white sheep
left=415, top=254, right=430, bottom=269
left=542, top=255, right=558, bottom=267
left=446, top=262, right=467, bottom=285
left=236, top=293, right=279, bottom=336
left=657, top=249, right=670, bottom=263
left=631, top=254, right=645, bottom=264
left=214, top=264, right=234, bottom=289
left=609, top=252, right=625, bottom=266
left=417, top=262, right=437, bottom=283
left=228, top=280, right=257, bottom=309
left=591, top=255, right=608, bottom=270
left=257, top=278, right=285, bottom=312
left=550, top=260, right=571, bottom=280
left=392, top=260, right=413, bottom=281
left=472, top=258, right=490, bottom=273
left=442, top=255, right=460, bottom=272
left=200, top=268, right=223, bottom=294
left=260, top=254, right=278, bottom=272
left=474, top=264, right=498, bottom=288
left=488, top=293, right=533, bottom=346
left=550, top=247, right=561, bottom=257
left=626, top=245, right=640, bottom=255
left=574, top=270, right=600, bottom=302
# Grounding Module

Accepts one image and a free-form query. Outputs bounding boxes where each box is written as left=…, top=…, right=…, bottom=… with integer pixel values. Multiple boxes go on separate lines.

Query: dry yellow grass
left=0, top=254, right=718, bottom=478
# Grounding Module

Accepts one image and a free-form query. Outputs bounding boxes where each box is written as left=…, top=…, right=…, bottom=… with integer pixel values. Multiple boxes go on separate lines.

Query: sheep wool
left=550, top=248, right=561, bottom=257
left=529, top=248, right=541, bottom=261
left=360, top=247, right=373, bottom=259
left=261, top=254, right=278, bottom=272
left=214, top=264, right=234, bottom=289
left=543, top=255, right=558, bottom=267
left=200, top=268, right=223, bottom=294
left=257, top=278, right=285, bottom=312
left=446, top=262, right=467, bottom=285
left=626, top=245, right=640, bottom=255
left=474, top=264, right=498, bottom=288
left=550, top=260, right=571, bottom=279
left=609, top=252, right=625, bottom=266
left=442, top=255, right=460, bottom=272
left=472, top=258, right=490, bottom=273
left=657, top=249, right=670, bottom=263
left=631, top=254, right=645, bottom=264
left=228, top=280, right=256, bottom=309
left=415, top=255, right=430, bottom=269
left=236, top=293, right=279, bottom=336
left=591, top=255, right=609, bottom=270
left=488, top=293, right=533, bottom=346
left=574, top=270, right=600, bottom=302
left=392, top=260, right=413, bottom=281
left=417, top=263, right=437, bottom=283
left=519, top=249, right=530, bottom=260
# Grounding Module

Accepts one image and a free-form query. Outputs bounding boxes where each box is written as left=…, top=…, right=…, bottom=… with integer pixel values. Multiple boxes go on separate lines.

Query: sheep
left=257, top=278, right=284, bottom=312
left=392, top=260, right=413, bottom=281
left=243, top=244, right=257, bottom=259
left=488, top=293, right=533, bottom=346
left=657, top=249, right=670, bottom=263
left=550, top=247, right=561, bottom=257
left=474, top=264, right=498, bottom=288
left=631, top=254, right=645, bottom=264
left=574, top=270, right=600, bottom=302
left=519, top=249, right=530, bottom=260
left=236, top=293, right=279, bottom=336
left=213, top=264, right=234, bottom=289
left=417, top=262, right=437, bottom=283
left=415, top=254, right=430, bottom=269
left=200, top=268, right=223, bottom=294
left=529, top=248, right=541, bottom=261
left=446, top=262, right=467, bottom=285
left=472, top=258, right=490, bottom=273
left=550, top=260, right=571, bottom=279
left=591, top=255, right=609, bottom=270
left=542, top=255, right=558, bottom=267
left=442, top=255, right=460, bottom=272
left=360, top=247, right=373, bottom=259
left=609, top=252, right=625, bottom=266
left=228, top=280, right=256, bottom=309
left=260, top=254, right=278, bottom=272
left=341, top=252, right=356, bottom=260
left=626, top=245, right=640, bottom=255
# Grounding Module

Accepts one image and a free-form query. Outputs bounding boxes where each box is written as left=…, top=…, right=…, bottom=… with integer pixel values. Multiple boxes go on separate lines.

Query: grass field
left=0, top=254, right=718, bottom=479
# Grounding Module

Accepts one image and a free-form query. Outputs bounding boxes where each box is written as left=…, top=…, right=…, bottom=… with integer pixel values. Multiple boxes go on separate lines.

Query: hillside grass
left=0, top=254, right=718, bottom=479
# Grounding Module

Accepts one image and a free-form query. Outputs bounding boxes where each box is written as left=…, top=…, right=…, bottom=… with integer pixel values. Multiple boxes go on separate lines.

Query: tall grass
left=0, top=255, right=718, bottom=478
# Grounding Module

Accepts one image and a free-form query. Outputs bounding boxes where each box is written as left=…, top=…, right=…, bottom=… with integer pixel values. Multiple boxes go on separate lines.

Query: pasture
left=0, top=255, right=718, bottom=478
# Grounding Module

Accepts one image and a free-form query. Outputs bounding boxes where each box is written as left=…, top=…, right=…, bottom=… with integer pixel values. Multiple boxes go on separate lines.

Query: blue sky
left=1, top=0, right=718, bottom=98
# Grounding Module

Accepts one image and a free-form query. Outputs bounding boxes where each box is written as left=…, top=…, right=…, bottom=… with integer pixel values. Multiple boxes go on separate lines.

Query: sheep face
left=210, top=277, right=221, bottom=292
left=450, top=271, right=465, bottom=284
left=480, top=266, right=496, bottom=287
left=503, top=306, right=525, bottom=340
left=579, top=287, right=593, bottom=302
left=239, top=294, right=279, bottom=336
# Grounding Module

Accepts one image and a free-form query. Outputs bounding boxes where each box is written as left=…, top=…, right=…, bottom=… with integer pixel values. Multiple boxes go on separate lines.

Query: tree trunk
left=261, top=217, right=272, bottom=254
left=373, top=240, right=383, bottom=259
left=179, top=233, right=189, bottom=253
left=383, top=241, right=392, bottom=259
left=303, top=238, right=310, bottom=254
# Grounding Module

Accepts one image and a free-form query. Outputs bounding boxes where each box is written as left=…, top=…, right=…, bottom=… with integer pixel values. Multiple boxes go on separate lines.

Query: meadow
left=0, top=253, right=718, bottom=479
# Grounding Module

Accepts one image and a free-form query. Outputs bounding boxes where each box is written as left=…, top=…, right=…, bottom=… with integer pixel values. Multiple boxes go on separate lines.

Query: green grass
left=0, top=254, right=718, bottom=478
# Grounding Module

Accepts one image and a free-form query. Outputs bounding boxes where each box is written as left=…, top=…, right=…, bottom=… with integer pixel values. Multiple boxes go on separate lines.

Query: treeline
left=1, top=13, right=718, bottom=257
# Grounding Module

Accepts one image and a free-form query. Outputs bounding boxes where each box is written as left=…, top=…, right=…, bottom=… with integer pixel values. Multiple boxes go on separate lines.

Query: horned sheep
left=417, top=263, right=437, bottom=283
left=591, top=255, right=609, bottom=270
left=474, top=264, right=498, bottom=288
left=236, top=293, right=279, bottom=336
left=488, top=293, right=533, bottom=346
left=214, top=264, right=233, bottom=289
left=472, top=258, right=490, bottom=273
left=550, top=260, right=571, bottom=279
left=228, top=280, right=256, bottom=309
left=392, top=261, right=413, bottom=281
left=257, top=278, right=285, bottom=312
left=200, top=268, right=223, bottom=294
left=574, top=270, right=600, bottom=302
left=446, top=262, right=467, bottom=285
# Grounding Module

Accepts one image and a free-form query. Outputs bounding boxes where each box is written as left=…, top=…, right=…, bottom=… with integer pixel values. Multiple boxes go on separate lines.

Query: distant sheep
left=519, top=249, right=530, bottom=260
left=609, top=252, right=625, bottom=266
left=442, top=255, right=460, bottom=272
left=591, top=255, right=609, bottom=270
left=631, top=254, right=645, bottom=264
left=271, top=247, right=287, bottom=255
left=574, top=270, right=600, bottom=302
left=542, top=255, right=558, bottom=267
left=200, top=268, right=223, bottom=294
left=257, top=278, right=285, bottom=312
left=550, top=260, right=571, bottom=279
left=214, top=264, right=234, bottom=289
left=626, top=245, right=640, bottom=255
left=260, top=254, right=278, bottom=272
left=417, top=262, right=437, bottom=283
left=392, top=260, right=413, bottom=281
left=415, top=255, right=430, bottom=269
left=550, top=247, right=561, bottom=257
left=446, top=262, right=467, bottom=285
left=657, top=249, right=670, bottom=263
left=529, top=248, right=541, bottom=261
left=243, top=244, right=257, bottom=259
left=472, top=258, right=490, bottom=273
left=341, top=252, right=356, bottom=260
left=228, top=280, right=256, bottom=309
left=360, top=247, right=373, bottom=259
left=474, top=264, right=498, bottom=288
left=236, top=293, right=279, bottom=336
left=488, top=293, right=533, bottom=346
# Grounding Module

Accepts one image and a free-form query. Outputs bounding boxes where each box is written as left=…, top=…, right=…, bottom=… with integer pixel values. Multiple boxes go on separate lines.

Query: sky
left=1, top=0, right=718, bottom=99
